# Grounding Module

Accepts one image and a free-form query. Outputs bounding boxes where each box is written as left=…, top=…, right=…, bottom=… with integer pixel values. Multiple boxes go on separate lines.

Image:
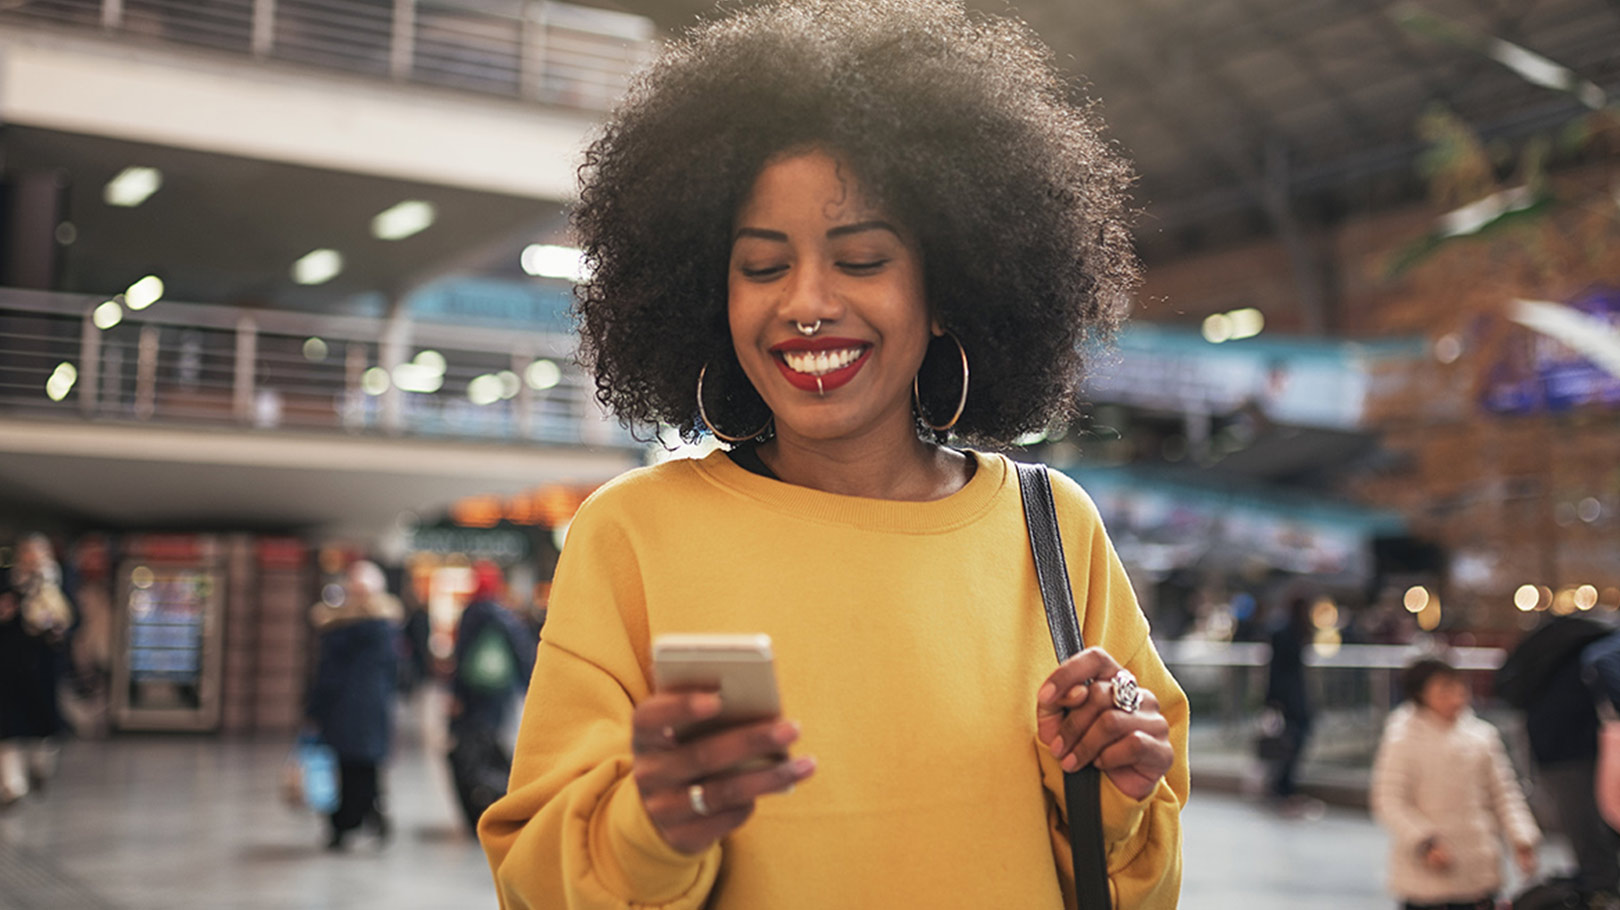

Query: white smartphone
left=652, top=633, right=782, bottom=742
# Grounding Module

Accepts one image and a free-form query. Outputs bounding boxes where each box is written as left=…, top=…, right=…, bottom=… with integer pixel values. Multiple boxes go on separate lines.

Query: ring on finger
left=1111, top=669, right=1143, bottom=714
left=688, top=783, right=712, bottom=817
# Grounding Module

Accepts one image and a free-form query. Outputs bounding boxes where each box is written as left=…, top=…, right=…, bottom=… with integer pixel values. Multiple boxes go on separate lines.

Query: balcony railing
left=1, top=0, right=656, bottom=112
left=0, top=287, right=634, bottom=448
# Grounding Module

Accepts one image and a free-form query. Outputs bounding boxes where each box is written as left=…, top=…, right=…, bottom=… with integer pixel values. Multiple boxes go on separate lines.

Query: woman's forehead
left=735, top=149, right=894, bottom=230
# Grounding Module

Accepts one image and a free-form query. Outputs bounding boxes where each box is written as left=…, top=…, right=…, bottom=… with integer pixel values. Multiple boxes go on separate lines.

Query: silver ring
left=795, top=320, right=821, bottom=336
left=1111, top=669, right=1142, bottom=714
left=687, top=783, right=712, bottom=817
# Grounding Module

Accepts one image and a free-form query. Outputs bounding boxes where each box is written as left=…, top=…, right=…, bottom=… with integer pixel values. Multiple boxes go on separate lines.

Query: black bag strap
left=1015, top=461, right=1112, bottom=910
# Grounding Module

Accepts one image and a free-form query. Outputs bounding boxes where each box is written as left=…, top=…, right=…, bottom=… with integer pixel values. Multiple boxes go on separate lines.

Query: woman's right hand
left=629, top=691, right=816, bottom=855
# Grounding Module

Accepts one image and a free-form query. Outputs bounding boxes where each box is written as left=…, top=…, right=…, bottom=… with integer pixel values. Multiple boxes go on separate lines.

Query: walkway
left=0, top=695, right=1556, bottom=910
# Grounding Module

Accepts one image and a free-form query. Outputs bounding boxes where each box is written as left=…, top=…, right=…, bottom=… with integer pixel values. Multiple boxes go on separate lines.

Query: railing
left=0, top=287, right=634, bottom=448
left=0, top=0, right=656, bottom=112
left=1160, top=640, right=1512, bottom=779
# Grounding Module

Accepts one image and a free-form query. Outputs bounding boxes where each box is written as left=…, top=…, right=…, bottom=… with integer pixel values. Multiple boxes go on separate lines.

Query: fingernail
left=1067, top=685, right=1086, bottom=703
left=773, top=721, right=800, bottom=745
left=692, top=694, right=722, bottom=717
left=792, top=756, right=817, bottom=776
left=1038, top=682, right=1057, bottom=705
left=1050, top=735, right=1064, bottom=755
left=1062, top=754, right=1080, bottom=772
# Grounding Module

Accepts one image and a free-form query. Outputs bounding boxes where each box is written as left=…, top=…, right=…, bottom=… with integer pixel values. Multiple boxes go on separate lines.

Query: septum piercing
left=795, top=320, right=821, bottom=336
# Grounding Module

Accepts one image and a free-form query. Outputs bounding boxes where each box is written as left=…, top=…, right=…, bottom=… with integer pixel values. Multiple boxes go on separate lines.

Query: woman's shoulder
left=575, top=456, right=710, bottom=514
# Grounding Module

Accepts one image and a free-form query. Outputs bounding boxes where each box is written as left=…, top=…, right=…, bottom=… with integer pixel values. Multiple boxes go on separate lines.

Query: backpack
left=461, top=623, right=517, bottom=694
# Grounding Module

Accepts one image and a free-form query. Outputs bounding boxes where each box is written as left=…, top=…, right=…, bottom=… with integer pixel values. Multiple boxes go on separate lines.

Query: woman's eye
left=739, top=264, right=788, bottom=280
left=838, top=259, right=890, bottom=273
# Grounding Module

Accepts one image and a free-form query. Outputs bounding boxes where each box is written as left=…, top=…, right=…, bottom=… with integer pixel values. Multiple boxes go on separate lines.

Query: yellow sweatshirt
left=480, top=450, right=1188, bottom=909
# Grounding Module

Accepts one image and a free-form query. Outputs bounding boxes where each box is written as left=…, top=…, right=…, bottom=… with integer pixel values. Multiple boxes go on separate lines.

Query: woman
left=0, top=533, right=75, bottom=805
left=479, top=2, right=1187, bottom=907
left=305, top=560, right=400, bottom=849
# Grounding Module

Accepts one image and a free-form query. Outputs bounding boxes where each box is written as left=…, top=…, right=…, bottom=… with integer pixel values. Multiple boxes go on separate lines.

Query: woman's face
left=728, top=148, right=933, bottom=445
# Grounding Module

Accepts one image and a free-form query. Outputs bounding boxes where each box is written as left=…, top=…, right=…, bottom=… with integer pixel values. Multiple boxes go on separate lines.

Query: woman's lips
left=768, top=337, right=872, bottom=393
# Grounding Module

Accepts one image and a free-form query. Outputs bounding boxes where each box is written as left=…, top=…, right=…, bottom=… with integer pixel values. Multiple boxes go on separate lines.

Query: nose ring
left=795, top=320, right=821, bottom=337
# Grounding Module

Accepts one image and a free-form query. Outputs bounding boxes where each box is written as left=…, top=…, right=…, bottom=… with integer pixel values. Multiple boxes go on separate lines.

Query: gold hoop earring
left=913, top=330, right=969, bottom=433
left=697, top=363, right=773, bottom=443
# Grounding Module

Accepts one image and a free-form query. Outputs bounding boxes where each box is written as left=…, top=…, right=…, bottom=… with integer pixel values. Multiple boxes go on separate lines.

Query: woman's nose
left=780, top=261, right=843, bottom=325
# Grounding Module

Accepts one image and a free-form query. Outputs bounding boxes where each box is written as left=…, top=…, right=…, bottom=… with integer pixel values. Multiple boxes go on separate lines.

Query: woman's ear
left=930, top=318, right=945, bottom=337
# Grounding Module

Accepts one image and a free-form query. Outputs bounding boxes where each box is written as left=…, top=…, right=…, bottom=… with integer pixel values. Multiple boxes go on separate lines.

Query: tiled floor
left=0, top=693, right=1561, bottom=910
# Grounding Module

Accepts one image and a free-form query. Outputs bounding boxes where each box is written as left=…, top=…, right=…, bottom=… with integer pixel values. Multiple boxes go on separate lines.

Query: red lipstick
left=768, top=337, right=872, bottom=393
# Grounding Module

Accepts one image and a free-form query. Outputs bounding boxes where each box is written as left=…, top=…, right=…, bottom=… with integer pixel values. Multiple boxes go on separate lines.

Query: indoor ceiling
left=4, top=125, right=570, bottom=311
left=589, top=0, right=1620, bottom=257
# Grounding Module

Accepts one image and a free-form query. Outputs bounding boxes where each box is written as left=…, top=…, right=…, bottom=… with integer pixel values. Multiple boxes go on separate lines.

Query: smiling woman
left=478, top=2, right=1186, bottom=908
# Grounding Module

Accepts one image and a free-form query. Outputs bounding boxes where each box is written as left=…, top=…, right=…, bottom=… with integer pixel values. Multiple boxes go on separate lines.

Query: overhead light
left=391, top=362, right=443, bottom=394
left=1513, top=584, right=1539, bottom=612
left=372, top=200, right=436, bottom=241
left=303, top=337, right=329, bottom=362
left=45, top=362, right=77, bottom=402
left=125, top=275, right=164, bottom=310
left=92, top=300, right=123, bottom=330
left=1227, top=307, right=1265, bottom=340
left=293, top=249, right=343, bottom=285
left=361, top=367, right=391, bottom=396
left=521, top=244, right=590, bottom=282
left=525, top=358, right=561, bottom=390
left=104, top=167, right=163, bottom=208
left=467, top=374, right=505, bottom=406
left=1201, top=313, right=1233, bottom=344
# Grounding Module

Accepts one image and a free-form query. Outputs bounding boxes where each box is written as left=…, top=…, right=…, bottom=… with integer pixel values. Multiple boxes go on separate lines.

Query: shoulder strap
left=1014, top=462, right=1112, bottom=910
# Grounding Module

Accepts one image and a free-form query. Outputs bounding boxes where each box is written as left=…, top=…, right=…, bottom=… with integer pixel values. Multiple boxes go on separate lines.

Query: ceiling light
left=372, top=200, right=436, bottom=241
left=125, top=275, right=164, bottom=310
left=1201, top=313, right=1233, bottom=344
left=293, top=249, right=343, bottom=285
left=525, top=359, right=561, bottom=390
left=467, top=374, right=505, bottom=406
left=1227, top=308, right=1265, bottom=340
left=303, top=338, right=329, bottom=362
left=361, top=367, right=391, bottom=396
left=104, top=167, right=163, bottom=208
left=521, top=244, right=590, bottom=282
left=93, top=300, right=123, bottom=330
left=391, top=362, right=443, bottom=394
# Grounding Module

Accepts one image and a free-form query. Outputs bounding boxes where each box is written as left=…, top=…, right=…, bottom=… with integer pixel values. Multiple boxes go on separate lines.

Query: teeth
left=782, top=347, right=862, bottom=375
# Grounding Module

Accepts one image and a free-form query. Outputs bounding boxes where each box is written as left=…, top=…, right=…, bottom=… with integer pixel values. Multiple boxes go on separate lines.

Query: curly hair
left=572, top=0, right=1139, bottom=446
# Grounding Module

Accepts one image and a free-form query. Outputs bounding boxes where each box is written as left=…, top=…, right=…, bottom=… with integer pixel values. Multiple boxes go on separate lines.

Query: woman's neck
left=757, top=426, right=970, bottom=501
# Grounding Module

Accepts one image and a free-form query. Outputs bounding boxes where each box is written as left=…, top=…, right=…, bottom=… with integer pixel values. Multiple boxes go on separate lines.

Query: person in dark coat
left=1265, top=592, right=1316, bottom=812
left=305, top=560, right=401, bottom=850
left=0, top=533, right=75, bottom=806
left=450, top=562, right=536, bottom=741
left=1497, top=614, right=1619, bottom=901
left=445, top=561, right=536, bottom=832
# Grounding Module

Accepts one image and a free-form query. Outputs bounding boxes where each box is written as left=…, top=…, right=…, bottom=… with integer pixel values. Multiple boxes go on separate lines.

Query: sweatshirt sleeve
left=1369, top=716, right=1437, bottom=854
left=1044, top=475, right=1189, bottom=910
left=478, top=493, right=720, bottom=909
left=1484, top=726, right=1541, bottom=850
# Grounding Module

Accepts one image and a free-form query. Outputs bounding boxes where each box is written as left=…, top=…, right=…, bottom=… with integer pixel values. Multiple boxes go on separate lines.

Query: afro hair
left=572, top=0, right=1139, bottom=446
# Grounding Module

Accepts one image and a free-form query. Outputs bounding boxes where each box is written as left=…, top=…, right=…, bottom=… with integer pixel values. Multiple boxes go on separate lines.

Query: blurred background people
left=0, top=533, right=76, bottom=805
left=1371, top=657, right=1540, bottom=910
left=446, top=560, right=535, bottom=832
left=305, top=559, right=402, bottom=850
left=1497, top=614, right=1620, bottom=904
left=1265, top=591, right=1317, bottom=814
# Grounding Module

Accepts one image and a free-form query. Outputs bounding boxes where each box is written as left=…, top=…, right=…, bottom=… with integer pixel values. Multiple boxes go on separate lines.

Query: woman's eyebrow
left=733, top=227, right=788, bottom=243
left=827, top=220, right=899, bottom=239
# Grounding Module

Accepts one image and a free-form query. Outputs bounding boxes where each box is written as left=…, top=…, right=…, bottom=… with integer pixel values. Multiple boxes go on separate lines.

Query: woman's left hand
left=1037, top=647, right=1174, bottom=801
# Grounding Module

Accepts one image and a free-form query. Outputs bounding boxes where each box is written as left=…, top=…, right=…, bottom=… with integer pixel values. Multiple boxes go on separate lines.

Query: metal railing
left=1160, top=640, right=1511, bottom=774
left=1, top=0, right=656, bottom=112
left=0, top=287, right=634, bottom=448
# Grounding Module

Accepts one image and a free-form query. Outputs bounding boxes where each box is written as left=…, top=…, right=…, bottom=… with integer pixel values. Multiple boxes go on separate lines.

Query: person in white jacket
left=1371, top=657, right=1541, bottom=910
